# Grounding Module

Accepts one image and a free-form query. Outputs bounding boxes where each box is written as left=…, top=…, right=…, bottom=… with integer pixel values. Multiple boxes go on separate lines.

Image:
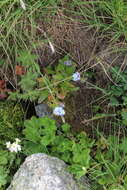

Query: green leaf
left=53, top=74, right=64, bottom=81
left=56, top=56, right=76, bottom=76
left=53, top=136, right=65, bottom=145
left=0, top=157, right=8, bottom=166
left=79, top=149, right=90, bottom=166
left=121, top=111, right=127, bottom=120
left=60, top=81, right=75, bottom=92
left=24, top=117, right=57, bottom=144
left=98, top=174, right=114, bottom=186
left=61, top=123, right=70, bottom=133
left=119, top=138, right=127, bottom=153
left=72, top=143, right=90, bottom=166
left=19, top=72, right=38, bottom=91
left=45, top=66, right=55, bottom=75
left=17, top=51, right=38, bottom=67
left=124, top=85, right=127, bottom=90
left=65, top=66, right=76, bottom=76
left=121, top=109, right=127, bottom=126
left=122, top=96, right=127, bottom=105
left=40, top=134, right=55, bottom=146
left=0, top=151, right=8, bottom=165
left=76, top=132, right=94, bottom=148
left=122, top=119, right=127, bottom=126
left=110, top=86, right=123, bottom=97
left=23, top=141, right=47, bottom=155
left=109, top=184, right=125, bottom=190
left=110, top=97, right=119, bottom=106
left=39, top=117, right=57, bottom=135
left=98, top=178, right=107, bottom=185
left=68, top=164, right=87, bottom=179
left=23, top=117, right=42, bottom=143
left=38, top=90, right=49, bottom=103
left=124, top=175, right=127, bottom=189
left=60, top=151, right=71, bottom=162
left=15, top=157, right=21, bottom=166
left=56, top=138, right=73, bottom=152
left=0, top=167, right=8, bottom=188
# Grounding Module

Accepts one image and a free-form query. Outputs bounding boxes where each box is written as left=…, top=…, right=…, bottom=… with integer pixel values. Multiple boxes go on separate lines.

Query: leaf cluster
left=9, top=52, right=79, bottom=107
left=107, top=66, right=127, bottom=125
left=23, top=116, right=94, bottom=179
left=77, top=0, right=127, bottom=41
left=91, top=135, right=127, bottom=190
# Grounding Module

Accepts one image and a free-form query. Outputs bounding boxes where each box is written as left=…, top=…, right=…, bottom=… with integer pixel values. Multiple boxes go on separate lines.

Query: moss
left=0, top=101, right=24, bottom=143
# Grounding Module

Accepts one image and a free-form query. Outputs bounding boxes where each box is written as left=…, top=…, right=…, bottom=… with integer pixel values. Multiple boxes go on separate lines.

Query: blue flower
left=63, top=60, right=72, bottom=66
left=53, top=106, right=65, bottom=116
left=72, top=72, right=80, bottom=81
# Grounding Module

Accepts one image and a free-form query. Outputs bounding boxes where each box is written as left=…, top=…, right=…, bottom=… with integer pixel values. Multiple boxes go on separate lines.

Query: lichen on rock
left=7, top=153, right=91, bottom=190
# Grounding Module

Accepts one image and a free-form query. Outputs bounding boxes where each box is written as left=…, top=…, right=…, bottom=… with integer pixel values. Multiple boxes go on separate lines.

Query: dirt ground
left=35, top=15, right=127, bottom=137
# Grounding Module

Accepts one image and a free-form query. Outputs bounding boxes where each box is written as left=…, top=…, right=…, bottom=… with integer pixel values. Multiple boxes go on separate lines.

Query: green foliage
left=1, top=114, right=127, bottom=190
left=0, top=101, right=24, bottom=142
left=74, top=0, right=127, bottom=41
left=0, top=0, right=62, bottom=63
left=0, top=101, right=24, bottom=189
left=2, top=1, right=127, bottom=190
left=107, top=66, right=127, bottom=125
left=23, top=116, right=127, bottom=189
left=108, top=66, right=127, bottom=106
left=0, top=166, right=8, bottom=189
left=19, top=72, right=38, bottom=91
left=23, top=116, right=94, bottom=179
left=0, top=148, right=23, bottom=190
left=9, top=52, right=79, bottom=107
left=90, top=135, right=127, bottom=190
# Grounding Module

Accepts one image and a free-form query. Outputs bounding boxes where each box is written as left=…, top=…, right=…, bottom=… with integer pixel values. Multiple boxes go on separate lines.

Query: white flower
left=6, top=139, right=21, bottom=153
left=9, top=143, right=21, bottom=153
left=72, top=72, right=80, bottom=81
left=20, top=0, right=26, bottom=10
left=53, top=106, right=65, bottom=116
left=15, top=138, right=21, bottom=143
left=6, top=142, right=11, bottom=148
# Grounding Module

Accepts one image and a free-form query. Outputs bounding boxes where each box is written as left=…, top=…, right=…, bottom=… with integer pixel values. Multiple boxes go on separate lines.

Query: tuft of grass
left=71, top=0, right=127, bottom=42
left=0, top=0, right=66, bottom=85
left=0, top=0, right=62, bottom=62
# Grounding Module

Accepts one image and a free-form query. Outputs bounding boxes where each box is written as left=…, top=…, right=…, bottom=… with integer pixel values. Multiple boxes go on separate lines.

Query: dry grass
left=35, top=10, right=98, bottom=67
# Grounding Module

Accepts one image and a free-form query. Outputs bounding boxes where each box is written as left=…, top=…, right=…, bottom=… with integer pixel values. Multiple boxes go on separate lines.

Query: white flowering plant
left=6, top=138, right=21, bottom=153
left=0, top=142, right=22, bottom=189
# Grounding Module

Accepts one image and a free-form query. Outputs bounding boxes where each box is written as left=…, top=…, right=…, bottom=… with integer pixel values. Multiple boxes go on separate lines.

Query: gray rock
left=35, top=104, right=52, bottom=118
left=7, top=153, right=90, bottom=190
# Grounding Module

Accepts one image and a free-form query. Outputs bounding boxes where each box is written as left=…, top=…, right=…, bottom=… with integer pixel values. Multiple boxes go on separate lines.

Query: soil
left=35, top=11, right=98, bottom=67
